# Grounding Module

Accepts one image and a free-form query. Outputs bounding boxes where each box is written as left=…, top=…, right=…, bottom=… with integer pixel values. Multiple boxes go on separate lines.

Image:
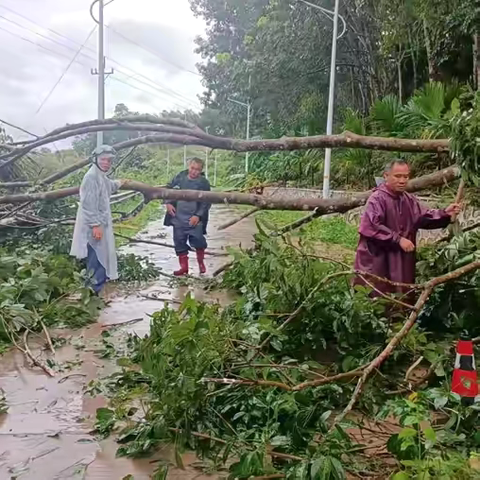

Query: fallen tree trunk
left=276, top=166, right=460, bottom=234
left=0, top=167, right=460, bottom=214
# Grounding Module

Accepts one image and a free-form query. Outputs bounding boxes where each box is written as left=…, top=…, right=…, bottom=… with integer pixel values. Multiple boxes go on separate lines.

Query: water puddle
left=0, top=206, right=256, bottom=479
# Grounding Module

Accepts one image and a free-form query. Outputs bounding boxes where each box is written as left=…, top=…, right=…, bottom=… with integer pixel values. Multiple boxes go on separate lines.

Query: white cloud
left=0, top=0, right=206, bottom=142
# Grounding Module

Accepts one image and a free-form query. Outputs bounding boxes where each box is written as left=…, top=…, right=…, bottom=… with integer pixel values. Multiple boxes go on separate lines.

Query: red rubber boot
left=174, top=254, right=189, bottom=276
left=196, top=249, right=206, bottom=274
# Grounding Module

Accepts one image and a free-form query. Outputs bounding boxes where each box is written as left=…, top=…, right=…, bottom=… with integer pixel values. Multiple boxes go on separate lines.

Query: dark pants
left=86, top=244, right=108, bottom=294
left=173, top=225, right=207, bottom=256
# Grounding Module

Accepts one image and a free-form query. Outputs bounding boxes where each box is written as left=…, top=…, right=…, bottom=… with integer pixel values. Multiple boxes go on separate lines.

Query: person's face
left=98, top=154, right=114, bottom=172
left=188, top=161, right=203, bottom=179
left=384, top=163, right=410, bottom=193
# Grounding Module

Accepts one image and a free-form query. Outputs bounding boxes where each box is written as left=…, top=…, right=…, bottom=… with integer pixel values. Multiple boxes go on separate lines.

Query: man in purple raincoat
left=354, top=160, right=461, bottom=296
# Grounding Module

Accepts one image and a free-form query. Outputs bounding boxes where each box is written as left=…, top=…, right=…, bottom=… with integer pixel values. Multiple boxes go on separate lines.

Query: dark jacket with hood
left=163, top=170, right=211, bottom=234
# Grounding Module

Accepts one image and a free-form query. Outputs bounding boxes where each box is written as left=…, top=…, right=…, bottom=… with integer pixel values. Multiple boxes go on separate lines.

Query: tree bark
left=112, top=131, right=449, bottom=155
left=423, top=19, right=435, bottom=82
left=276, top=167, right=460, bottom=234
left=0, top=167, right=459, bottom=216
left=474, top=33, right=480, bottom=91
left=0, top=121, right=451, bottom=172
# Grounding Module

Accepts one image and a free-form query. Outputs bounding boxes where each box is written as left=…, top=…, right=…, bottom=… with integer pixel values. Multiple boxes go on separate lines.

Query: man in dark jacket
left=164, top=157, right=211, bottom=276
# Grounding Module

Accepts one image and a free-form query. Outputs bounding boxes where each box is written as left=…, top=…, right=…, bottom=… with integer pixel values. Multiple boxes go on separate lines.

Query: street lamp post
left=205, top=126, right=210, bottom=179
left=298, top=0, right=345, bottom=198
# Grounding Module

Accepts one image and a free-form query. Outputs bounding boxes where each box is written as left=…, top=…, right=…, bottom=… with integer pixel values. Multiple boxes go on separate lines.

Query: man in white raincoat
left=70, top=145, right=123, bottom=295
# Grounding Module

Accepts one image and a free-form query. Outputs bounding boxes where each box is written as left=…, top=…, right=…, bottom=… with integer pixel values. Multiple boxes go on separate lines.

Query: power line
left=0, top=24, right=195, bottom=113
left=0, top=4, right=201, bottom=108
left=0, top=25, right=88, bottom=66
left=0, top=118, right=38, bottom=138
left=106, top=25, right=201, bottom=77
left=35, top=27, right=97, bottom=115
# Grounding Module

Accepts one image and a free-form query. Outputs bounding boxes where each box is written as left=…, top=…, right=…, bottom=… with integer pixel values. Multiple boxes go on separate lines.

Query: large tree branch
left=276, top=167, right=460, bottom=234
left=331, top=258, right=480, bottom=429
left=0, top=168, right=459, bottom=213
left=0, top=116, right=451, bottom=171
left=112, top=130, right=449, bottom=155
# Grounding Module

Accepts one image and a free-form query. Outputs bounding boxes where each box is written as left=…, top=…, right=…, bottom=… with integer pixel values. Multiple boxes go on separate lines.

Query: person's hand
left=118, top=179, right=128, bottom=188
left=166, top=204, right=176, bottom=216
left=445, top=203, right=461, bottom=218
left=399, top=237, right=415, bottom=253
left=92, top=226, right=103, bottom=241
left=189, top=215, right=200, bottom=227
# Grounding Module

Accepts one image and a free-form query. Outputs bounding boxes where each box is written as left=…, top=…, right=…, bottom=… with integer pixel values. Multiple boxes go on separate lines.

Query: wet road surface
left=0, top=206, right=256, bottom=480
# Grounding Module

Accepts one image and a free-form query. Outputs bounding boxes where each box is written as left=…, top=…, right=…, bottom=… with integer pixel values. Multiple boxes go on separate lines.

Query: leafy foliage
left=0, top=246, right=101, bottom=348
left=117, top=253, right=160, bottom=283
left=89, top=223, right=480, bottom=478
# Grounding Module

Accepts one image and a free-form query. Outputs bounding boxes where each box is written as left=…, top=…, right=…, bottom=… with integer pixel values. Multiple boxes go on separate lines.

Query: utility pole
left=323, top=0, right=340, bottom=199
left=90, top=0, right=114, bottom=148
left=97, top=0, right=105, bottom=148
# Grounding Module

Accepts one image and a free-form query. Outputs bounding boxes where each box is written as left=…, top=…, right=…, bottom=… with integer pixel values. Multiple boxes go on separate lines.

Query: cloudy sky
left=0, top=0, right=206, bottom=141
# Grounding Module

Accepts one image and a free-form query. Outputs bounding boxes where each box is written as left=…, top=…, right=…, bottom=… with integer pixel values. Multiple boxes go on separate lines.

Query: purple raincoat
left=354, top=184, right=451, bottom=294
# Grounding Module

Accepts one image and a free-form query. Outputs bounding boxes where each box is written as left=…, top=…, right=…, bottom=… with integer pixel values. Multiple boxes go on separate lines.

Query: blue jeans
left=86, top=244, right=108, bottom=294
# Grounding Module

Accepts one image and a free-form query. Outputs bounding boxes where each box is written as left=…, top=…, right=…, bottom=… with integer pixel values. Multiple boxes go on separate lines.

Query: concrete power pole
left=90, top=0, right=113, bottom=148
left=97, top=0, right=105, bottom=148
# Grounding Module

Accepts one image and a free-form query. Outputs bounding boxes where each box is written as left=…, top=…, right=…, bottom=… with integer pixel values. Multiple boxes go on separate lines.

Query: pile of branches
left=89, top=229, right=480, bottom=479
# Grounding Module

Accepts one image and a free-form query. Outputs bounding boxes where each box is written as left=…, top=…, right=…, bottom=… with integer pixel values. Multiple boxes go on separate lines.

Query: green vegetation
left=92, top=228, right=480, bottom=479
left=257, top=211, right=359, bottom=250
left=0, top=246, right=102, bottom=346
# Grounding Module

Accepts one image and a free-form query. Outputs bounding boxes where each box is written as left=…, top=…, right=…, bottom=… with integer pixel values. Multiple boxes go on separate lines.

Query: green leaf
left=422, top=427, right=436, bottom=443
left=403, top=416, right=419, bottom=426
left=152, top=465, right=168, bottom=480
left=330, top=457, right=346, bottom=480
left=398, top=427, right=417, bottom=439
left=392, top=473, right=410, bottom=480
left=433, top=395, right=448, bottom=410
left=310, top=456, right=326, bottom=479
left=174, top=448, right=184, bottom=469
left=270, top=435, right=290, bottom=446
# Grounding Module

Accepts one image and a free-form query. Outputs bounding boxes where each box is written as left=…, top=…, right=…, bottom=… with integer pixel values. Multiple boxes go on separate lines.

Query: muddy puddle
left=0, top=206, right=256, bottom=480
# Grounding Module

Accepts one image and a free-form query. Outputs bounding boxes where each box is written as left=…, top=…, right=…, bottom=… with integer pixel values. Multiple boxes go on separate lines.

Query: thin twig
left=40, top=319, right=55, bottom=354
left=140, top=294, right=183, bottom=305
left=217, top=207, right=260, bottom=231
left=213, top=261, right=234, bottom=277
left=22, top=330, right=55, bottom=377
left=102, top=318, right=143, bottom=328
left=405, top=356, right=424, bottom=382
left=115, top=233, right=228, bottom=257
